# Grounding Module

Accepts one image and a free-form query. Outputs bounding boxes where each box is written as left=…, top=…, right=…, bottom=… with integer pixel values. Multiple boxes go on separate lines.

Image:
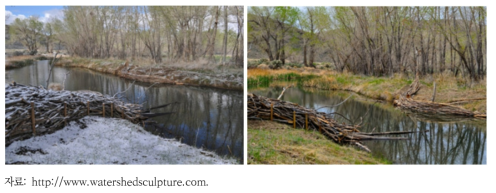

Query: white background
left=1, top=0, right=494, bottom=192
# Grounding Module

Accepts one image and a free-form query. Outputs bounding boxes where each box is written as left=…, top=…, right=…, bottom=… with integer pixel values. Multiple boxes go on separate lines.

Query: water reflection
left=251, top=85, right=486, bottom=164
left=6, top=61, right=244, bottom=162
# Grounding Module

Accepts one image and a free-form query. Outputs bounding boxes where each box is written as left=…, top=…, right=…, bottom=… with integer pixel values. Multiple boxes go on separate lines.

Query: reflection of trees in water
left=6, top=60, right=50, bottom=86
left=253, top=87, right=486, bottom=164
left=8, top=63, right=244, bottom=161
left=137, top=82, right=244, bottom=161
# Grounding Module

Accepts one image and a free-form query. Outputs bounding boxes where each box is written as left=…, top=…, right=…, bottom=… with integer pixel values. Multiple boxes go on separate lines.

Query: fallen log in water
left=5, top=83, right=174, bottom=146
left=248, top=93, right=410, bottom=152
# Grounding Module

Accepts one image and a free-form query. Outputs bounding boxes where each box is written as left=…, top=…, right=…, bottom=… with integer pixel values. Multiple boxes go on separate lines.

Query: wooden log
left=102, top=103, right=105, bottom=117
left=87, top=101, right=90, bottom=115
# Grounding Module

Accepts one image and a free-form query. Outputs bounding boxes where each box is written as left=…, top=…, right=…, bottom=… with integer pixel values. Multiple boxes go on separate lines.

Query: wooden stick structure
left=248, top=93, right=411, bottom=152
left=394, top=78, right=484, bottom=117
left=5, top=83, right=176, bottom=146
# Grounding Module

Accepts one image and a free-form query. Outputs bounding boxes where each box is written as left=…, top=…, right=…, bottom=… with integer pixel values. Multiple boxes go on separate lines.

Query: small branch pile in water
left=393, top=76, right=485, bottom=118
left=5, top=83, right=167, bottom=146
left=248, top=93, right=411, bottom=152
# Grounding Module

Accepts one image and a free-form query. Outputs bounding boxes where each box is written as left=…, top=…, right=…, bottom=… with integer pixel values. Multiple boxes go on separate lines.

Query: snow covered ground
left=5, top=117, right=238, bottom=164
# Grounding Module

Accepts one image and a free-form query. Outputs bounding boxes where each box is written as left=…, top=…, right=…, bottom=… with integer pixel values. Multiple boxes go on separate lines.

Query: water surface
left=6, top=60, right=244, bottom=162
left=251, top=85, right=486, bottom=164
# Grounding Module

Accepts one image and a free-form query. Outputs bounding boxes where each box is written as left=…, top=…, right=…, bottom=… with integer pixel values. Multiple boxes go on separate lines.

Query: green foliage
left=368, top=78, right=385, bottom=85
left=258, top=58, right=269, bottom=64
left=9, top=17, right=44, bottom=53
left=336, top=76, right=349, bottom=84
left=270, top=60, right=283, bottom=69
left=286, top=62, right=303, bottom=68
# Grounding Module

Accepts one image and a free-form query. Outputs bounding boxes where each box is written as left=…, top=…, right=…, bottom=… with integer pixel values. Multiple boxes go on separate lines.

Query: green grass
left=248, top=120, right=391, bottom=164
left=248, top=72, right=319, bottom=89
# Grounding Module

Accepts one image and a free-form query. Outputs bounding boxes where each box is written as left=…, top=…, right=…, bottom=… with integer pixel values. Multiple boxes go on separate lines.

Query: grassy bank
left=248, top=68, right=486, bottom=114
left=55, top=57, right=243, bottom=90
left=5, top=55, right=54, bottom=69
left=248, top=120, right=390, bottom=164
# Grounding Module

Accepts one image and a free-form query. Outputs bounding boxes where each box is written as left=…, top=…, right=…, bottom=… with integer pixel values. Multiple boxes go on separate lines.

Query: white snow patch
left=5, top=117, right=237, bottom=164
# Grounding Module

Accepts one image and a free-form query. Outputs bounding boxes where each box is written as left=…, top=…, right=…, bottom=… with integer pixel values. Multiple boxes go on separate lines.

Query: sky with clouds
left=5, top=6, right=64, bottom=24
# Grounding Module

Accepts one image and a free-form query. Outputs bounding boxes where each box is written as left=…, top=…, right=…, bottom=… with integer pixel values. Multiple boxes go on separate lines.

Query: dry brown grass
left=248, top=68, right=486, bottom=114
left=48, top=83, right=63, bottom=91
left=6, top=55, right=35, bottom=62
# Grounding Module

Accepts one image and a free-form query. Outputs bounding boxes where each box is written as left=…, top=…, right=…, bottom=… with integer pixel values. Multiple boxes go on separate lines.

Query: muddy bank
left=55, top=57, right=243, bottom=90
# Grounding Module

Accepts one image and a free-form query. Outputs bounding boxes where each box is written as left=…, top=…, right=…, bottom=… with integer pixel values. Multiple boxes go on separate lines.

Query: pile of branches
left=393, top=76, right=484, bottom=118
left=394, top=98, right=475, bottom=117
left=5, top=83, right=173, bottom=146
left=248, top=93, right=412, bottom=152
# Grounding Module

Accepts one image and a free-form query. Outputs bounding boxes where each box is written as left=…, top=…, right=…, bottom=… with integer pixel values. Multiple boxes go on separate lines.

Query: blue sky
left=5, top=6, right=64, bottom=24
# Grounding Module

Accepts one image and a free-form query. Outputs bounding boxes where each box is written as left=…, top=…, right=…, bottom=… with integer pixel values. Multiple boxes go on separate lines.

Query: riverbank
left=248, top=68, right=486, bottom=114
left=6, top=117, right=238, bottom=164
left=55, top=57, right=243, bottom=90
left=248, top=120, right=390, bottom=164
left=5, top=55, right=56, bottom=69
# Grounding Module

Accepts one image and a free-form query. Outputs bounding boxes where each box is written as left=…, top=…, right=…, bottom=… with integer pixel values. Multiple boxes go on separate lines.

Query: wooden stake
left=305, top=114, right=308, bottom=131
left=432, top=81, right=436, bottom=102
left=270, top=103, right=273, bottom=121
left=31, top=102, right=35, bottom=136
left=102, top=103, right=105, bottom=117
left=110, top=103, right=113, bottom=117
left=319, top=121, right=322, bottom=133
left=64, top=103, right=67, bottom=126
left=87, top=101, right=90, bottom=115
left=293, top=110, right=296, bottom=128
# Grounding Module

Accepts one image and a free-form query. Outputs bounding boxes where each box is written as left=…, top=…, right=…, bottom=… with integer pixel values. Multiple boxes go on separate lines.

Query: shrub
left=258, top=58, right=269, bottom=65
left=269, top=60, right=283, bottom=69
left=13, top=51, right=24, bottom=56
left=286, top=62, right=303, bottom=68
left=248, top=60, right=259, bottom=69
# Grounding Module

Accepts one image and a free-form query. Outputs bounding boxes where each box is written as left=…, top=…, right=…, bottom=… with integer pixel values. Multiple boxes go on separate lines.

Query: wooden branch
left=277, top=85, right=291, bottom=100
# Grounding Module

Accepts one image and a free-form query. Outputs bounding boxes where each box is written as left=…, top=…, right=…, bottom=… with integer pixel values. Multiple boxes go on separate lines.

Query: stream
left=251, top=85, right=486, bottom=164
left=6, top=60, right=244, bottom=162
